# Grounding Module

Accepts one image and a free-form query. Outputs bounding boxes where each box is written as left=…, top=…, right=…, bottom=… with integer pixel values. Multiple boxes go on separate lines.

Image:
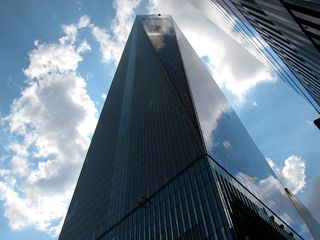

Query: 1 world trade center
left=59, top=15, right=314, bottom=239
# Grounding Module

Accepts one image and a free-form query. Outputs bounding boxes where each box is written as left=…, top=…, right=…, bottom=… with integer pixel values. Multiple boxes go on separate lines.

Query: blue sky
left=0, top=0, right=319, bottom=239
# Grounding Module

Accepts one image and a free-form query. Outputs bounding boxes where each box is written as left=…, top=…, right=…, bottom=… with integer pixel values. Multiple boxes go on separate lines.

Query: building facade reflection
left=191, top=0, right=320, bottom=116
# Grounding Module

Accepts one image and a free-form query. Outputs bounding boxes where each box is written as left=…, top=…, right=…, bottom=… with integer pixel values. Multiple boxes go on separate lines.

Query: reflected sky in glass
left=174, top=18, right=314, bottom=239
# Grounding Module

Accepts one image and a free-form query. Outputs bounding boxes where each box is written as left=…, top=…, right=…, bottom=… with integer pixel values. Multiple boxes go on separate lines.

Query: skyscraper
left=191, top=0, right=320, bottom=116
left=59, top=15, right=313, bottom=239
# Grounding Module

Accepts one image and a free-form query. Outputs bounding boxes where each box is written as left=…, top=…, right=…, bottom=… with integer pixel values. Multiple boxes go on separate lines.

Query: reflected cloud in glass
left=174, top=18, right=313, bottom=239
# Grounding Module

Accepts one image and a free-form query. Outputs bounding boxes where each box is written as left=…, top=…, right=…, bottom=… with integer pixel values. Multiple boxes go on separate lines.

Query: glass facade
left=174, top=20, right=313, bottom=238
left=59, top=15, right=313, bottom=239
left=285, top=188, right=320, bottom=239
left=191, top=0, right=320, bottom=114
left=98, top=156, right=304, bottom=240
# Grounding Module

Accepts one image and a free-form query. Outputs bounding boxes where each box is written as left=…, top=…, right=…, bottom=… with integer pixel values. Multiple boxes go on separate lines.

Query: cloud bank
left=0, top=1, right=142, bottom=236
left=0, top=19, right=97, bottom=236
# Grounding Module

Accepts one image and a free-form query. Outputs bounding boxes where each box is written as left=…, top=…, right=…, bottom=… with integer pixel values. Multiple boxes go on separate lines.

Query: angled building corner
left=285, top=188, right=320, bottom=239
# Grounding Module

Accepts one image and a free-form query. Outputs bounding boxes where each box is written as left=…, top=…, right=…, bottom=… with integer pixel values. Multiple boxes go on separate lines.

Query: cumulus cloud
left=282, top=156, right=306, bottom=194
left=23, top=43, right=83, bottom=80
left=59, top=15, right=92, bottom=45
left=0, top=16, right=97, bottom=236
left=147, top=0, right=275, bottom=102
left=10, top=156, right=29, bottom=177
left=91, top=26, right=122, bottom=63
left=92, top=0, right=141, bottom=63
left=112, top=0, right=141, bottom=44
left=6, top=142, right=28, bottom=157
left=0, top=178, right=71, bottom=234
left=266, top=156, right=306, bottom=194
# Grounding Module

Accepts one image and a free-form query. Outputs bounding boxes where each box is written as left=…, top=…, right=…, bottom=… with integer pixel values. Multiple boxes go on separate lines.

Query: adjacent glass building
left=191, top=0, right=320, bottom=115
left=285, top=188, right=320, bottom=239
left=59, top=15, right=314, bottom=239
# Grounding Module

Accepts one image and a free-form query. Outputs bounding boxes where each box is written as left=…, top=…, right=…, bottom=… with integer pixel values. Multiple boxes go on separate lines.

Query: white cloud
left=0, top=180, right=72, bottom=234
left=77, top=39, right=91, bottom=53
left=23, top=44, right=82, bottom=79
left=59, top=15, right=91, bottom=45
left=0, top=16, right=98, bottom=236
left=112, top=0, right=141, bottom=44
left=91, top=26, right=121, bottom=63
left=147, top=0, right=275, bottom=102
left=147, top=0, right=159, bottom=13
left=0, top=0, right=145, bottom=233
left=92, top=0, right=141, bottom=63
left=11, top=156, right=29, bottom=177
left=267, top=156, right=306, bottom=194
left=101, top=93, right=107, bottom=100
left=222, top=140, right=231, bottom=148
left=6, top=142, right=29, bottom=157
left=282, top=156, right=306, bottom=194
